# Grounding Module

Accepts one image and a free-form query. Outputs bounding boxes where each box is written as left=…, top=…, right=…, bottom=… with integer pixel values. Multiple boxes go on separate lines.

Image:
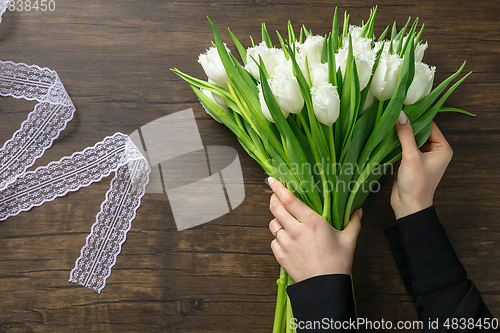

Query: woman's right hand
left=391, top=112, right=454, bottom=219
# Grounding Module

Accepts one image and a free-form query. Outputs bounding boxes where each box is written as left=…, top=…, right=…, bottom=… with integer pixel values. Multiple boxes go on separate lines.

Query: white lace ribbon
left=0, top=0, right=7, bottom=23
left=0, top=60, right=151, bottom=293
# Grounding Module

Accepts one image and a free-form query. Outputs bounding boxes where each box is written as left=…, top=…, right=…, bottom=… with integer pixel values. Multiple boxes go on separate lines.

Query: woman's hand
left=267, top=177, right=362, bottom=283
left=391, top=112, right=453, bottom=219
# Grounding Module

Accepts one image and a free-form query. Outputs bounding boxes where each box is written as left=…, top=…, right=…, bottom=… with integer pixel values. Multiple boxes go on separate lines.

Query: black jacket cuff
left=287, top=274, right=356, bottom=332
left=384, top=206, right=467, bottom=296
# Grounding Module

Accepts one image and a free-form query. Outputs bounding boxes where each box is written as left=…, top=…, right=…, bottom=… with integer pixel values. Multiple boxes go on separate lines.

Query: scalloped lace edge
left=0, top=60, right=150, bottom=293
left=69, top=158, right=151, bottom=293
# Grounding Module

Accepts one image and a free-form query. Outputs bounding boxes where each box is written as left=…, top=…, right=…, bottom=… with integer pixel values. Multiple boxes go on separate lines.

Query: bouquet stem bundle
left=172, top=7, right=472, bottom=332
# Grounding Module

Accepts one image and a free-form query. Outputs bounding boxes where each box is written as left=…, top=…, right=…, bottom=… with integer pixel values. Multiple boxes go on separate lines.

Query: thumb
left=395, top=111, right=419, bottom=160
left=343, top=208, right=362, bottom=242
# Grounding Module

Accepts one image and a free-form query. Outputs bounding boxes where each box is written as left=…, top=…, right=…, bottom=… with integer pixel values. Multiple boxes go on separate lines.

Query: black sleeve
left=286, top=274, right=357, bottom=332
left=385, top=206, right=497, bottom=332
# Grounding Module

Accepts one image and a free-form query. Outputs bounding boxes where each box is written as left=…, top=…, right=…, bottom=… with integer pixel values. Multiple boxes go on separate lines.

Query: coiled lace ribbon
left=0, top=60, right=151, bottom=293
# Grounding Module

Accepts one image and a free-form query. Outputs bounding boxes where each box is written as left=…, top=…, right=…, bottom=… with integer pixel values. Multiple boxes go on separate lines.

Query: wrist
left=393, top=200, right=433, bottom=220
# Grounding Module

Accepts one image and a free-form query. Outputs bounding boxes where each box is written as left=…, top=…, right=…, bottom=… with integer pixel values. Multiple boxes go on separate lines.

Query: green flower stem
left=343, top=161, right=376, bottom=227
left=297, top=113, right=312, bottom=148
left=248, top=137, right=272, bottom=172
left=233, top=112, right=273, bottom=173
left=281, top=307, right=287, bottom=332
left=322, top=180, right=331, bottom=222
left=286, top=274, right=296, bottom=333
left=286, top=296, right=294, bottom=333
left=329, top=125, right=337, bottom=175
left=233, top=110, right=245, bottom=130
left=227, top=83, right=260, bottom=137
left=297, top=113, right=330, bottom=219
left=350, top=272, right=358, bottom=319
left=328, top=125, right=338, bottom=226
left=317, top=165, right=330, bottom=219
left=331, top=184, right=341, bottom=230
left=239, top=135, right=273, bottom=174
left=281, top=135, right=289, bottom=158
left=251, top=147, right=273, bottom=173
left=298, top=113, right=328, bottom=218
left=343, top=140, right=389, bottom=225
left=273, top=267, right=288, bottom=333
left=375, top=99, right=384, bottom=124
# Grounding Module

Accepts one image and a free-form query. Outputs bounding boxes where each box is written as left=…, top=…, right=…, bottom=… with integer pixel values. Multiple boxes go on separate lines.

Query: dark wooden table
left=0, top=0, right=498, bottom=332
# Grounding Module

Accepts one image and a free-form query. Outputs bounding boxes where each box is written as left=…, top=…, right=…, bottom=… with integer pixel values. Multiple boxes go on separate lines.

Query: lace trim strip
left=0, top=60, right=150, bottom=293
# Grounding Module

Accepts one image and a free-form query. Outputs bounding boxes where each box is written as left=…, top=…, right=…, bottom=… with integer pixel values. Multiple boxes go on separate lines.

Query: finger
left=267, top=177, right=316, bottom=223
left=343, top=209, right=362, bottom=243
left=426, top=122, right=453, bottom=152
left=427, top=121, right=449, bottom=145
left=269, top=218, right=283, bottom=236
left=269, top=193, right=296, bottom=230
left=271, top=239, right=285, bottom=266
left=270, top=219, right=290, bottom=246
left=395, top=111, right=420, bottom=161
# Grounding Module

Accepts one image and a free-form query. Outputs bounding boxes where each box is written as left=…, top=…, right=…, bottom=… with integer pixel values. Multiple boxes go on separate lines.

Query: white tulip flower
left=415, top=41, right=428, bottom=63
left=310, top=63, right=329, bottom=88
left=200, top=88, right=230, bottom=123
left=388, top=36, right=428, bottom=62
left=246, top=42, right=277, bottom=80
left=273, top=61, right=295, bottom=77
left=369, top=53, right=403, bottom=101
left=268, top=64, right=305, bottom=114
left=296, top=57, right=312, bottom=86
left=404, top=62, right=435, bottom=105
left=347, top=25, right=364, bottom=39
left=271, top=48, right=289, bottom=68
left=269, top=48, right=292, bottom=79
left=336, top=29, right=376, bottom=91
left=345, top=25, right=373, bottom=54
left=354, top=52, right=376, bottom=91
left=258, top=84, right=289, bottom=123
left=298, top=35, right=325, bottom=67
left=310, top=82, right=340, bottom=126
left=295, top=35, right=325, bottom=86
left=374, top=40, right=390, bottom=54
left=336, top=46, right=375, bottom=91
left=198, top=45, right=231, bottom=87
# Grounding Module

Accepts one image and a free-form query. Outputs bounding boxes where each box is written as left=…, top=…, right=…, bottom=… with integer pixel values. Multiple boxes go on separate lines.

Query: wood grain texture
left=0, top=0, right=499, bottom=331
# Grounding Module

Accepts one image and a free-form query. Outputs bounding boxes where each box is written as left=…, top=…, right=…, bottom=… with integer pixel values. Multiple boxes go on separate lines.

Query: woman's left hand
left=267, top=177, right=362, bottom=283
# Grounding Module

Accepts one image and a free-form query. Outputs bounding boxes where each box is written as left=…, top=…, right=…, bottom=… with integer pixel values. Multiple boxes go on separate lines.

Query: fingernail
left=398, top=111, right=408, bottom=125
left=358, top=208, right=363, bottom=219
left=267, top=177, right=275, bottom=188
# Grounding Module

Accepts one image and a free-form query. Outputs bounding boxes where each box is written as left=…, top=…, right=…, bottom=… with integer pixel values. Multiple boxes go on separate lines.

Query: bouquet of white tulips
left=172, top=7, right=472, bottom=332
